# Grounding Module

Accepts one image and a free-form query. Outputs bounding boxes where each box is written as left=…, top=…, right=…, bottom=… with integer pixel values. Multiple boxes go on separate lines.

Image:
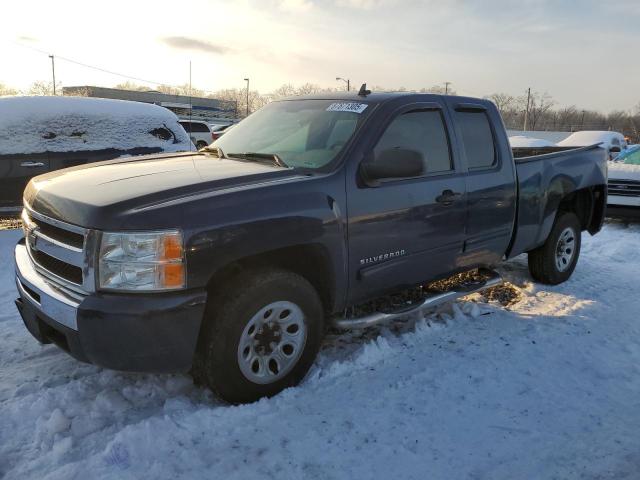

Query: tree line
left=2, top=80, right=639, bottom=142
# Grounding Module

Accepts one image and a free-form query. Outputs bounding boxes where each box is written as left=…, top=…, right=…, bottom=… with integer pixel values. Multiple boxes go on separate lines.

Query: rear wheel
left=196, top=141, right=208, bottom=150
left=194, top=268, right=324, bottom=404
left=528, top=212, right=582, bottom=285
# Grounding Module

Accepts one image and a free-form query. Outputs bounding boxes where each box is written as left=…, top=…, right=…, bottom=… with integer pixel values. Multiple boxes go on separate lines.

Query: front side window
left=213, top=99, right=371, bottom=170
left=373, top=110, right=452, bottom=176
left=455, top=111, right=496, bottom=169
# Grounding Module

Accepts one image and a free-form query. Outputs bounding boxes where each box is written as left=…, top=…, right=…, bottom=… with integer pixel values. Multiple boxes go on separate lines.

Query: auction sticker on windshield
left=326, top=102, right=368, bottom=114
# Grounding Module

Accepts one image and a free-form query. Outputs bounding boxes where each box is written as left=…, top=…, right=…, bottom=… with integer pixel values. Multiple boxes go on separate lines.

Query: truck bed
left=508, top=144, right=607, bottom=258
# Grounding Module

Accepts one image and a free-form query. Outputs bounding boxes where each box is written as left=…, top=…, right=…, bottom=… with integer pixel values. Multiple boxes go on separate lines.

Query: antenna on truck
left=358, top=83, right=371, bottom=97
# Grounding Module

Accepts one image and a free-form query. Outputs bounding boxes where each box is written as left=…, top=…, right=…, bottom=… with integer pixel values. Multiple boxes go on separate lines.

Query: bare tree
left=114, top=81, right=152, bottom=92
left=527, top=92, right=555, bottom=130
left=271, top=83, right=297, bottom=99
left=420, top=84, right=457, bottom=95
left=28, top=81, right=61, bottom=96
left=157, top=83, right=205, bottom=97
left=0, top=83, right=19, bottom=96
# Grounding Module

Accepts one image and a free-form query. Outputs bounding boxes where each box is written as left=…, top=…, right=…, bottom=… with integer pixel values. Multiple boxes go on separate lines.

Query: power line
left=8, top=39, right=216, bottom=92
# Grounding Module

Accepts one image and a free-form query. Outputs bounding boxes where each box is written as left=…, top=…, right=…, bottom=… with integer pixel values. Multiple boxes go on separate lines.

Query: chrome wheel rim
left=237, top=301, right=307, bottom=385
left=555, top=227, right=576, bottom=272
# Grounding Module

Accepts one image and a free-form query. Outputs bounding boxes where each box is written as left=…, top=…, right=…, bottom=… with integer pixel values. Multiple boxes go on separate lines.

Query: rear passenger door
left=346, top=102, right=467, bottom=304
left=447, top=101, right=516, bottom=268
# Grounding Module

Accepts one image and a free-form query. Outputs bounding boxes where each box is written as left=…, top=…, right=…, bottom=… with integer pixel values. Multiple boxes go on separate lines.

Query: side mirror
left=610, top=146, right=621, bottom=153
left=361, top=148, right=424, bottom=186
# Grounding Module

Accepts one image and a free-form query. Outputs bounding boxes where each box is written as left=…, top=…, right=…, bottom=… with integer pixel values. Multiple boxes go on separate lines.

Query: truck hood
left=24, top=152, right=302, bottom=228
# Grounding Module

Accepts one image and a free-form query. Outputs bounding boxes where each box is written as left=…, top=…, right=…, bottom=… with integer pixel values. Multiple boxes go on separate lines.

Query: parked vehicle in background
left=607, top=146, right=640, bottom=218
left=614, top=144, right=640, bottom=165
left=550, top=130, right=638, bottom=218
left=508, top=135, right=557, bottom=148
left=0, top=96, right=192, bottom=208
left=14, top=92, right=607, bottom=403
left=558, top=130, right=627, bottom=160
left=178, top=120, right=218, bottom=149
left=211, top=123, right=235, bottom=142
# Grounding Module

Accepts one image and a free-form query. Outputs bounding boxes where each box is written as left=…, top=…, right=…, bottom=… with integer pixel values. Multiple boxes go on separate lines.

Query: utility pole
left=336, top=77, right=350, bottom=91
left=580, top=110, right=586, bottom=130
left=189, top=61, right=193, bottom=151
left=49, top=55, right=56, bottom=95
left=444, top=82, right=452, bottom=95
left=523, top=87, right=531, bottom=131
left=244, top=78, right=250, bottom=117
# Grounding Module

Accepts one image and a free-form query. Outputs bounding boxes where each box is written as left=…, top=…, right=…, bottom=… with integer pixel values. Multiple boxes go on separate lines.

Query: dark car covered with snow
left=0, top=96, right=193, bottom=207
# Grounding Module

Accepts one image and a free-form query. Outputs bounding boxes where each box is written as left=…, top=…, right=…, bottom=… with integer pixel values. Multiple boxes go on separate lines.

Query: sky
left=1, top=0, right=638, bottom=112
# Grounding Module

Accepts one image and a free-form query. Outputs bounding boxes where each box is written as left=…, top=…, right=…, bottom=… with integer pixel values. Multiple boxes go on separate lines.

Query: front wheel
left=194, top=268, right=325, bottom=404
left=528, top=212, right=582, bottom=285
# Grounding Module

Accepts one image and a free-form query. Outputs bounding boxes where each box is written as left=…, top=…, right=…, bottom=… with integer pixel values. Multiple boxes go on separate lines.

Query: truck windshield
left=212, top=99, right=371, bottom=170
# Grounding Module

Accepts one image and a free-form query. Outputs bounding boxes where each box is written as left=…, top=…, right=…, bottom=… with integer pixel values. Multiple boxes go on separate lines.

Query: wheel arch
left=205, top=243, right=336, bottom=316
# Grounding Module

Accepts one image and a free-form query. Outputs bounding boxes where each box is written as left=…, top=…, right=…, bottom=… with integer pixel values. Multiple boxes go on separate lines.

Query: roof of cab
left=275, top=91, right=489, bottom=106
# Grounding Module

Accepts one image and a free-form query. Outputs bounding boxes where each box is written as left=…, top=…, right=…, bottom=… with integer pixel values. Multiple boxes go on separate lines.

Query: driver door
left=346, top=102, right=467, bottom=304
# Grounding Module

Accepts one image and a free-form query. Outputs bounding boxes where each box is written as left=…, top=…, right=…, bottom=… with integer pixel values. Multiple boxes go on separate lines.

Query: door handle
left=436, top=189, right=461, bottom=206
left=20, top=162, right=45, bottom=168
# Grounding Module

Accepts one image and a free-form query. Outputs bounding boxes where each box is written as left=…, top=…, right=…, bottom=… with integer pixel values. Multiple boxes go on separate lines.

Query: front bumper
left=15, top=240, right=207, bottom=373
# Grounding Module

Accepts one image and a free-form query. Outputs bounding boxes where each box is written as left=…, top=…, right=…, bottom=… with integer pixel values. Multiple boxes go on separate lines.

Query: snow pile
left=557, top=130, right=626, bottom=149
left=2, top=223, right=640, bottom=479
left=508, top=135, right=556, bottom=148
left=0, top=96, right=191, bottom=155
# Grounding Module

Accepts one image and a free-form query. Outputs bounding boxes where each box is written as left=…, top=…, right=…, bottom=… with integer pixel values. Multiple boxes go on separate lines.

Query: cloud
left=17, top=35, right=38, bottom=43
left=279, top=0, right=313, bottom=11
left=160, top=36, right=231, bottom=55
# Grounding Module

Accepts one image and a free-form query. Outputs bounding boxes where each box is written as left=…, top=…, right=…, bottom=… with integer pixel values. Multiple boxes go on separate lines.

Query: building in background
left=62, top=86, right=237, bottom=124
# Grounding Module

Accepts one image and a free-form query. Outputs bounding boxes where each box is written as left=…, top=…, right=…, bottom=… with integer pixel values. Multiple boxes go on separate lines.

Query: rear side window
left=456, top=111, right=496, bottom=169
left=180, top=122, right=209, bottom=133
left=374, top=110, right=452, bottom=175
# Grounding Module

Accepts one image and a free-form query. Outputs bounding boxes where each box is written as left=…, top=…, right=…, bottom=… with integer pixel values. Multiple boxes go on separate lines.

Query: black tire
left=196, top=141, right=208, bottom=150
left=528, top=211, right=582, bottom=285
left=194, top=268, right=325, bottom=404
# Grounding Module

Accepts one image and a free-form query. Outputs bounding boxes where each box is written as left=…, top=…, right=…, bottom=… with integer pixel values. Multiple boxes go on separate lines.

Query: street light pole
left=444, top=81, right=452, bottom=95
left=244, top=78, right=250, bottom=117
left=49, top=55, right=56, bottom=95
left=336, top=77, right=350, bottom=92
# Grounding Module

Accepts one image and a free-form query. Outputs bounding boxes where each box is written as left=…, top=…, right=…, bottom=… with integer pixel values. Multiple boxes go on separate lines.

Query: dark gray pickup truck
left=14, top=91, right=607, bottom=403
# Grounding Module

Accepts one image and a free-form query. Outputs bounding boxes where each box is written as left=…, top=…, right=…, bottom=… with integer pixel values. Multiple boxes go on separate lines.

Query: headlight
left=98, top=230, right=185, bottom=291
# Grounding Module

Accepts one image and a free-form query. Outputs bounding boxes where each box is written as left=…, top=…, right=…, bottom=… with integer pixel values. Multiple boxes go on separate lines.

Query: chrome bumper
left=15, top=242, right=81, bottom=331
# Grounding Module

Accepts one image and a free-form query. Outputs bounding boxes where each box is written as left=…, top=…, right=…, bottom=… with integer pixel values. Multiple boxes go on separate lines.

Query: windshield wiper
left=200, top=145, right=226, bottom=158
left=227, top=152, right=289, bottom=168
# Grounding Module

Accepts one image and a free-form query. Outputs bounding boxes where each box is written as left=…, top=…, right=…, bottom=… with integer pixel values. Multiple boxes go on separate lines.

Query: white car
left=558, top=131, right=627, bottom=161
left=179, top=120, right=231, bottom=149
left=607, top=160, right=640, bottom=218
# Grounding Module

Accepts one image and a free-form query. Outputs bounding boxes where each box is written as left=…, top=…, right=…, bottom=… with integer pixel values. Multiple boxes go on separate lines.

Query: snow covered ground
left=1, top=223, right=640, bottom=479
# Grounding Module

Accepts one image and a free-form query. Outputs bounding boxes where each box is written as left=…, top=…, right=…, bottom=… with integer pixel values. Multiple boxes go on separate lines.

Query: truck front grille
left=608, top=179, right=640, bottom=197
left=23, top=207, right=91, bottom=292
left=36, top=221, right=84, bottom=250
left=30, top=249, right=84, bottom=285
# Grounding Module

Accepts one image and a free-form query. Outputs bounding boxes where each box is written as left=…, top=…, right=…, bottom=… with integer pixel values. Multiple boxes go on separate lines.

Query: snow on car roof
left=508, top=135, right=557, bottom=148
left=557, top=130, right=625, bottom=148
left=0, top=96, right=191, bottom=155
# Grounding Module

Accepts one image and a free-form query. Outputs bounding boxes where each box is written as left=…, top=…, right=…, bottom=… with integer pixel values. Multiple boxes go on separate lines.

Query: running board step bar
left=332, top=269, right=503, bottom=330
